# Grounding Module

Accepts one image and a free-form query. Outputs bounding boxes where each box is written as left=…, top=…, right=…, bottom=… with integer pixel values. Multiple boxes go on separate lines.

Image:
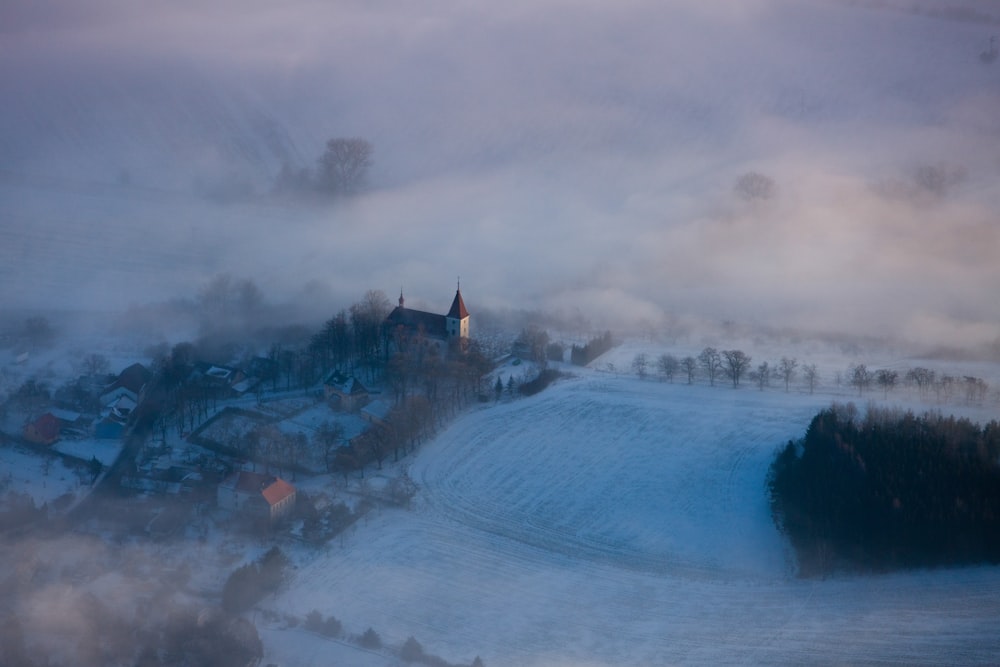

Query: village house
left=23, top=413, right=60, bottom=445
left=100, top=362, right=151, bottom=407
left=217, top=470, right=297, bottom=524
left=323, top=370, right=370, bottom=412
left=187, top=362, right=249, bottom=400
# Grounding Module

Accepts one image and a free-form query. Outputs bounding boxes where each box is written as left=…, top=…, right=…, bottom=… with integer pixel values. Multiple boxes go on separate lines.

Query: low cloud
left=1, top=0, right=998, bottom=349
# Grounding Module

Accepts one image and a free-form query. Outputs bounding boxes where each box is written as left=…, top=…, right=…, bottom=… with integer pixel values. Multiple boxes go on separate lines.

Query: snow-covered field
left=259, top=349, right=1000, bottom=666
left=0, top=444, right=90, bottom=506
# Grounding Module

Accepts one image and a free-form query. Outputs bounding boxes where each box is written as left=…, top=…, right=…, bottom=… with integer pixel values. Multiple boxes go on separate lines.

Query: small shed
left=323, top=371, right=370, bottom=412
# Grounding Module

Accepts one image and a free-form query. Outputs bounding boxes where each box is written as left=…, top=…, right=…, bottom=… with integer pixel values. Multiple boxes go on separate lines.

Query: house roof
left=221, top=471, right=296, bottom=506
left=447, top=288, right=469, bottom=320
left=262, top=478, right=296, bottom=506
left=385, top=305, right=448, bottom=339
left=323, top=370, right=368, bottom=395
left=223, top=470, right=272, bottom=494
left=28, top=413, right=61, bottom=441
left=49, top=408, right=82, bottom=423
left=115, top=363, right=151, bottom=395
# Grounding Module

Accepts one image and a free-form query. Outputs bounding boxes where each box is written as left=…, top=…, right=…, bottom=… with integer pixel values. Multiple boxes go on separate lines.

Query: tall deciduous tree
left=802, top=363, right=819, bottom=394
left=734, top=171, right=776, bottom=201
left=722, top=349, right=752, bottom=387
left=876, top=369, right=898, bottom=398
left=680, top=356, right=697, bottom=384
left=656, top=353, right=679, bottom=383
left=698, top=347, right=722, bottom=386
left=778, top=357, right=798, bottom=392
left=631, top=353, right=649, bottom=380
left=752, top=361, right=771, bottom=391
left=318, top=138, right=373, bottom=195
left=850, top=364, right=873, bottom=396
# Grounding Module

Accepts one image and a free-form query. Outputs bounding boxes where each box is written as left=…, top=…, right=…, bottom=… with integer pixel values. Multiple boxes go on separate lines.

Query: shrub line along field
left=264, top=361, right=1000, bottom=666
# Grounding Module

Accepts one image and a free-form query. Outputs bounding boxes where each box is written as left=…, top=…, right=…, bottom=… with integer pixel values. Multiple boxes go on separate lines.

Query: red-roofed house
left=23, top=413, right=60, bottom=445
left=218, top=471, right=296, bottom=524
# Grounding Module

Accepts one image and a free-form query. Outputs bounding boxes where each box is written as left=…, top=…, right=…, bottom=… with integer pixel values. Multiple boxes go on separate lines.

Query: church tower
left=445, top=281, right=470, bottom=340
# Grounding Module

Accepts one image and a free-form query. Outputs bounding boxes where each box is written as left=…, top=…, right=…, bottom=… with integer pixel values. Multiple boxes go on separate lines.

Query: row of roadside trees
left=625, top=347, right=992, bottom=406
left=628, top=348, right=819, bottom=393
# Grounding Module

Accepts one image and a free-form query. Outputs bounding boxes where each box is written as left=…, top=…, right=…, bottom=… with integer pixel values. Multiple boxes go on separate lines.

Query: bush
left=400, top=636, right=424, bottom=662
left=359, top=627, right=381, bottom=649
left=519, top=369, right=563, bottom=397
left=220, top=548, right=289, bottom=613
left=305, top=610, right=323, bottom=632
left=221, top=564, right=261, bottom=613
left=321, top=616, right=342, bottom=638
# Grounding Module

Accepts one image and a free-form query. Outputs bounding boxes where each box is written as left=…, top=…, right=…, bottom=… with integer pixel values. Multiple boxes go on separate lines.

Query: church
left=383, top=283, right=470, bottom=354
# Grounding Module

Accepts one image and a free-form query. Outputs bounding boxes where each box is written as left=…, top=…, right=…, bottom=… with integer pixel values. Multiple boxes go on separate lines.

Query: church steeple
left=398, top=288, right=405, bottom=308
left=445, top=280, right=470, bottom=339
left=447, top=282, right=469, bottom=320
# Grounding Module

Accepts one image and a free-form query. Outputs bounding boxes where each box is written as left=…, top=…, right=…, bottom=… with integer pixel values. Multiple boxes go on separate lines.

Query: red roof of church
left=447, top=288, right=469, bottom=319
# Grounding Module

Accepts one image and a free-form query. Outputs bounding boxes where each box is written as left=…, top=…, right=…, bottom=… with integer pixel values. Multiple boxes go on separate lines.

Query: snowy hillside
left=261, top=352, right=1000, bottom=666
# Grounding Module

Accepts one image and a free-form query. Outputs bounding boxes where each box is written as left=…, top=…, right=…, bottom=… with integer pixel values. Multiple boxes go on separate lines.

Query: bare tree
left=21, top=316, right=55, bottom=349
left=905, top=367, right=935, bottom=397
left=680, top=356, right=697, bottom=384
left=79, top=353, right=111, bottom=377
left=913, top=162, right=966, bottom=198
left=802, top=363, right=819, bottom=394
left=963, top=376, right=988, bottom=404
left=316, top=421, right=345, bottom=473
left=875, top=369, right=898, bottom=398
left=698, top=347, right=722, bottom=386
left=935, top=374, right=956, bottom=402
left=656, top=353, right=679, bottom=383
left=777, top=357, right=798, bottom=392
left=515, top=326, right=550, bottom=365
left=850, top=364, right=873, bottom=396
left=722, top=349, right=752, bottom=387
left=631, top=353, right=649, bottom=380
left=351, top=289, right=391, bottom=378
left=318, top=138, right=373, bottom=195
left=751, top=361, right=770, bottom=391
left=734, top=171, right=776, bottom=201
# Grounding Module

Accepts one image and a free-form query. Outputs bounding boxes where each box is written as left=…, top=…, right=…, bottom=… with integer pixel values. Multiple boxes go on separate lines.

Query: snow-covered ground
left=0, top=444, right=91, bottom=507
left=258, top=347, right=1000, bottom=666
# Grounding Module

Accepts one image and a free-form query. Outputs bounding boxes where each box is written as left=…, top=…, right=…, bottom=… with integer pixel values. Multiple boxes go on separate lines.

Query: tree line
left=623, top=347, right=820, bottom=394
left=768, top=403, right=1000, bottom=575
left=617, top=347, right=993, bottom=406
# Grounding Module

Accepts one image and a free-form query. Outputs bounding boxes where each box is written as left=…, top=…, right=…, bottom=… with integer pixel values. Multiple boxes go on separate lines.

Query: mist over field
left=3, top=4, right=1000, bottom=665
left=3, top=0, right=1000, bottom=349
